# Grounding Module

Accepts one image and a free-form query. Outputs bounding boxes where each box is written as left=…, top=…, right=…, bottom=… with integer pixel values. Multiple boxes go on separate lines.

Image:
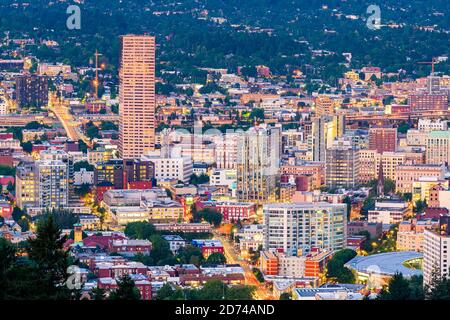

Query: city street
left=212, top=230, right=273, bottom=300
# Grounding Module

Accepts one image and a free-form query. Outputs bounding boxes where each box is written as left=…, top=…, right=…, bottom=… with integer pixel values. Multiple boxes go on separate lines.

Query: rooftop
left=264, top=202, right=346, bottom=209
left=428, top=130, right=450, bottom=138
left=345, top=251, right=423, bottom=278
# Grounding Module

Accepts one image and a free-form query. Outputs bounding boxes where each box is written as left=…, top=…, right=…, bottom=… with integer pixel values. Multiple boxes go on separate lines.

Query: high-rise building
left=315, top=96, right=334, bottom=116
left=124, top=159, right=154, bottom=184
left=423, top=216, right=450, bottom=286
left=15, top=161, right=38, bottom=209
left=408, top=93, right=448, bottom=112
left=143, top=148, right=193, bottom=184
left=237, top=126, right=280, bottom=204
left=263, top=202, right=347, bottom=255
left=15, top=74, right=48, bottom=108
left=94, top=159, right=126, bottom=190
left=325, top=138, right=360, bottom=190
left=310, top=115, right=345, bottom=162
left=368, top=127, right=397, bottom=153
left=426, top=131, right=450, bottom=165
left=119, top=35, right=156, bottom=159
left=37, top=160, right=69, bottom=210
left=15, top=160, right=69, bottom=213
left=94, top=159, right=154, bottom=189
left=212, top=133, right=239, bottom=170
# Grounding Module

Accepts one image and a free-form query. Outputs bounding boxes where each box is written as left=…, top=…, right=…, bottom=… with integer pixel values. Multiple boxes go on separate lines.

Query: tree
left=401, top=193, right=412, bottom=202
left=0, top=238, right=16, bottom=299
left=189, top=173, right=210, bottom=185
left=177, top=245, right=205, bottom=266
left=397, top=121, right=410, bottom=134
left=124, top=221, right=157, bottom=240
left=197, top=280, right=226, bottom=300
left=414, top=200, right=427, bottom=214
left=156, top=283, right=175, bottom=300
left=377, top=273, right=411, bottom=300
left=361, top=197, right=375, bottom=215
left=100, top=121, right=118, bottom=131
left=409, top=275, right=425, bottom=300
left=240, top=66, right=257, bottom=78
left=85, top=122, right=100, bottom=139
left=132, top=252, right=154, bottom=266
left=326, top=249, right=357, bottom=284
left=342, top=196, right=352, bottom=220
left=6, top=181, right=14, bottom=193
left=149, top=235, right=174, bottom=265
left=206, top=252, right=226, bottom=265
left=111, top=105, right=119, bottom=114
left=378, top=274, right=424, bottom=300
left=252, top=268, right=264, bottom=283
left=73, top=161, right=94, bottom=172
left=384, top=178, right=396, bottom=194
left=249, top=108, right=265, bottom=122
left=226, top=286, right=255, bottom=300
left=17, top=217, right=30, bottom=232
left=109, top=275, right=141, bottom=300
left=25, top=121, right=45, bottom=130
left=21, top=141, right=33, bottom=153
left=12, top=206, right=27, bottom=222
left=425, top=270, right=450, bottom=300
left=91, top=287, right=106, bottom=300
left=0, top=165, right=15, bottom=176
left=195, top=208, right=222, bottom=227
left=279, top=292, right=291, bottom=300
left=27, top=215, right=72, bottom=299
left=36, top=209, right=80, bottom=229
left=75, top=184, right=91, bottom=197
left=78, top=140, right=88, bottom=153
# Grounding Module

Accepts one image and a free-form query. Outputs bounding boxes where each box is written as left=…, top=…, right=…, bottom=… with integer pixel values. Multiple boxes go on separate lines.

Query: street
left=212, top=229, right=273, bottom=300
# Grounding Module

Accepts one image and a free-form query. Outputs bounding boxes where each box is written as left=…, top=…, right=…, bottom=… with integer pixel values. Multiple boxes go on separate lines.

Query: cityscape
left=0, top=0, right=450, bottom=304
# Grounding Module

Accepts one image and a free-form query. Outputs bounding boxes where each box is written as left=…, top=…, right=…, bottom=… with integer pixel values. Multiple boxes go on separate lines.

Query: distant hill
left=0, top=0, right=448, bottom=83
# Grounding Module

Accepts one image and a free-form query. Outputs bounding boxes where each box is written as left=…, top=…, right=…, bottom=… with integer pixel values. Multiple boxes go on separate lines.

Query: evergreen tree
left=425, top=270, right=450, bottom=300
left=198, top=280, right=226, bottom=300
left=27, top=215, right=71, bottom=299
left=226, top=286, right=255, bottom=300
left=109, top=275, right=141, bottom=300
left=206, top=252, right=226, bottom=265
left=377, top=273, right=411, bottom=300
left=279, top=292, right=291, bottom=300
left=91, top=287, right=106, bottom=300
left=0, top=238, right=16, bottom=299
left=156, top=283, right=175, bottom=300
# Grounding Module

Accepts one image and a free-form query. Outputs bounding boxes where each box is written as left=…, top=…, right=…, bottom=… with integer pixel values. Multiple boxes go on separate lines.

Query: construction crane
left=93, top=50, right=102, bottom=99
left=418, top=57, right=439, bottom=75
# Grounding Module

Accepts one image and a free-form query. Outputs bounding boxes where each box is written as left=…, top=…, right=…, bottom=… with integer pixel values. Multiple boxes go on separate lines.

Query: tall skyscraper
left=310, top=115, right=345, bottom=162
left=15, top=74, right=48, bottom=108
left=119, top=35, right=156, bottom=159
left=237, top=126, right=280, bottom=204
left=263, top=202, right=347, bottom=255
left=325, top=138, right=360, bottom=190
